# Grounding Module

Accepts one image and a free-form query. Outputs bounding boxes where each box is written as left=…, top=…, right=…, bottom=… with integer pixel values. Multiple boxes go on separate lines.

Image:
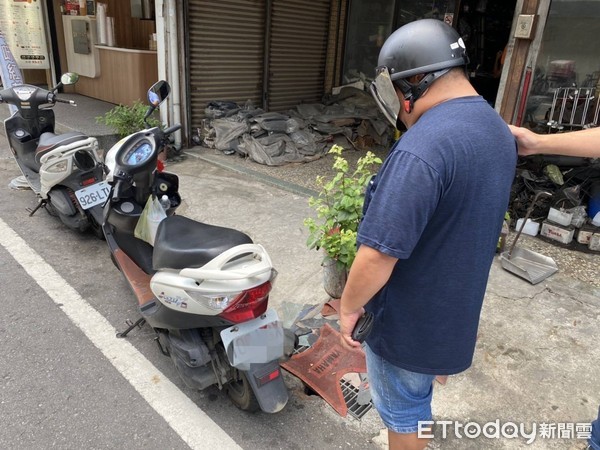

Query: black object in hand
left=351, top=312, right=374, bottom=343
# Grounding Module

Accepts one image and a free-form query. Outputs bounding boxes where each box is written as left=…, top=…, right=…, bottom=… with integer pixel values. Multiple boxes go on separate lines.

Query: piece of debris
left=509, top=156, right=600, bottom=254
left=281, top=323, right=368, bottom=417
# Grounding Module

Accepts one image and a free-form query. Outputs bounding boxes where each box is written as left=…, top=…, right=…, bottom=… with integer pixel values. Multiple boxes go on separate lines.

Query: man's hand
left=339, top=307, right=365, bottom=349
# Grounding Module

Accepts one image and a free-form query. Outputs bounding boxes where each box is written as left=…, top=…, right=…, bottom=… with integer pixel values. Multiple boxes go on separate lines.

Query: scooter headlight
left=46, top=160, right=69, bottom=173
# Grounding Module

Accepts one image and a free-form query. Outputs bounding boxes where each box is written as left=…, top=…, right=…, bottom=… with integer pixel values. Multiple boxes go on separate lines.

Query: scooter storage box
left=107, top=200, right=144, bottom=234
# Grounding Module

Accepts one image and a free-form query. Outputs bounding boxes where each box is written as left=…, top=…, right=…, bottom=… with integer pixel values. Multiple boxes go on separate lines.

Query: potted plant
left=304, top=144, right=382, bottom=298
left=96, top=100, right=160, bottom=138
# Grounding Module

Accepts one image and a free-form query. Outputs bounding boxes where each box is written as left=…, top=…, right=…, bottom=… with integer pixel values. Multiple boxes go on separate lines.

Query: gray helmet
left=370, top=19, right=469, bottom=126
left=378, top=18, right=469, bottom=80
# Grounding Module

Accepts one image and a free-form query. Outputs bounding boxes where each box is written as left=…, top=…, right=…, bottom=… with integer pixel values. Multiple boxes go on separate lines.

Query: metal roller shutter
left=187, top=0, right=266, bottom=126
left=267, top=0, right=331, bottom=111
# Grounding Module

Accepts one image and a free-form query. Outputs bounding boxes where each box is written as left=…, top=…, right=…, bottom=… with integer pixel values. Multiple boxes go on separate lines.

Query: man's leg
left=388, top=429, right=430, bottom=450
left=589, top=406, right=600, bottom=450
left=364, top=344, right=436, bottom=450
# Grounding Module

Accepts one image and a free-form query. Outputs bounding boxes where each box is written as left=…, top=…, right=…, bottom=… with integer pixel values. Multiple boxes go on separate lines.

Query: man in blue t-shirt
left=339, top=19, right=517, bottom=450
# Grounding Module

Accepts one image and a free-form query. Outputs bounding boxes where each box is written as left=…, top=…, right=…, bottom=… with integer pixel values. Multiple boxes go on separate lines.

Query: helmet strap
left=396, top=68, right=451, bottom=114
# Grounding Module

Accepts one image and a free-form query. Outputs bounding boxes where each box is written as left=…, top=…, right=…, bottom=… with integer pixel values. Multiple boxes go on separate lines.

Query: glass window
left=342, top=0, right=396, bottom=84
left=342, top=0, right=456, bottom=84
left=524, top=0, right=600, bottom=131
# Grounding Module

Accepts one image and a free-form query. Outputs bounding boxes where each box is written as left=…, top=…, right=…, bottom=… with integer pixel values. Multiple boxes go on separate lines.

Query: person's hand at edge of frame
left=508, top=124, right=542, bottom=157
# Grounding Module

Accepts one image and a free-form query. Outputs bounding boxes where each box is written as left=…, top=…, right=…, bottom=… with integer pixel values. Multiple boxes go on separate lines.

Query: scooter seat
left=152, top=215, right=253, bottom=270
left=35, top=131, right=88, bottom=164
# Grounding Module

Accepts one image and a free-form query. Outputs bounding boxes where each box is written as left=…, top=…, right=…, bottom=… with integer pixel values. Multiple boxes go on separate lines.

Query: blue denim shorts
left=365, top=344, right=436, bottom=434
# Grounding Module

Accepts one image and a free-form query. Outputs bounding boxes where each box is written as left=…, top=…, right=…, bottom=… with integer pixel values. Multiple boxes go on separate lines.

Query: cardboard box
left=541, top=220, right=574, bottom=244
left=547, top=207, right=573, bottom=227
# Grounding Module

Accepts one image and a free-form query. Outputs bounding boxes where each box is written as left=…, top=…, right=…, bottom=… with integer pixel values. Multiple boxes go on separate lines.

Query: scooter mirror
left=60, top=72, right=80, bottom=86
left=148, top=80, right=170, bottom=107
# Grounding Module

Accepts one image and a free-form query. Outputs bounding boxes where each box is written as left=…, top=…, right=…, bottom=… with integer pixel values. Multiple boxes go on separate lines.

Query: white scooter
left=0, top=73, right=105, bottom=235
left=102, top=80, right=289, bottom=413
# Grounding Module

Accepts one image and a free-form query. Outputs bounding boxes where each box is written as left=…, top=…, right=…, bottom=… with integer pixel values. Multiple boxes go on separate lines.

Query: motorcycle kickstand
left=154, top=333, right=170, bottom=357
left=116, top=317, right=146, bottom=338
left=27, top=199, right=46, bottom=216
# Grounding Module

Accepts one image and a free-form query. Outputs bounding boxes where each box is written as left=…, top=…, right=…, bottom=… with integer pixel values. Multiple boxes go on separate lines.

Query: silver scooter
left=0, top=73, right=105, bottom=236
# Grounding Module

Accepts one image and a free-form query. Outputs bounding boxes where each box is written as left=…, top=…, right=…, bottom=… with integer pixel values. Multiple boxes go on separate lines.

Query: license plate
left=220, top=309, right=284, bottom=370
left=75, top=180, right=110, bottom=210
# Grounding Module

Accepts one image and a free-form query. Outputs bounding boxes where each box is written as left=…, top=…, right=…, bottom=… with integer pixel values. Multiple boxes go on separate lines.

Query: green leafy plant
left=96, top=101, right=160, bottom=138
left=304, top=144, right=382, bottom=271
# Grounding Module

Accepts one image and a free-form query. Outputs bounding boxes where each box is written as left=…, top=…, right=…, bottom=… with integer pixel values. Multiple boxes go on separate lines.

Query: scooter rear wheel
left=225, top=370, right=259, bottom=412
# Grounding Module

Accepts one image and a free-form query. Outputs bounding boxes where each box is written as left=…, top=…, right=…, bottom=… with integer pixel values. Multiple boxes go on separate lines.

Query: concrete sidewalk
left=166, top=149, right=599, bottom=450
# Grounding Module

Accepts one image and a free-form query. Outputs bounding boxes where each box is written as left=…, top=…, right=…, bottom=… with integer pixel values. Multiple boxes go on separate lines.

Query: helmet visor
left=369, top=66, right=400, bottom=128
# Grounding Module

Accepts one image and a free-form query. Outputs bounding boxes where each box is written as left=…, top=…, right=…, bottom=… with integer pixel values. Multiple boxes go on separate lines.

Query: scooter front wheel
left=87, top=212, right=105, bottom=240
left=225, top=370, right=259, bottom=412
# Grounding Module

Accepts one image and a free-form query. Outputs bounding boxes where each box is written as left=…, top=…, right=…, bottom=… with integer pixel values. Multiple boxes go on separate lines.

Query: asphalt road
left=0, top=143, right=383, bottom=450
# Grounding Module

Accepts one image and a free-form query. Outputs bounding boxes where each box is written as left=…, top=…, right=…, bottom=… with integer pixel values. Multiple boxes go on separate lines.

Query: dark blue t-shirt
left=359, top=96, right=517, bottom=375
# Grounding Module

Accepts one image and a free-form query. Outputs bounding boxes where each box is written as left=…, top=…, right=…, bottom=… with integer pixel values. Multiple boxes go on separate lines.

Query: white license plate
left=220, top=309, right=284, bottom=370
left=75, top=180, right=110, bottom=210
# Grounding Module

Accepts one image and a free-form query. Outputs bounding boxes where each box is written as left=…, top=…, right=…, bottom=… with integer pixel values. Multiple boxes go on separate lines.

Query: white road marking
left=0, top=217, right=241, bottom=450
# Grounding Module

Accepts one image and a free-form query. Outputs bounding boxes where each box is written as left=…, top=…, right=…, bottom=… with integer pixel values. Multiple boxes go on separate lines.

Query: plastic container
left=541, top=220, right=574, bottom=244
left=589, top=187, right=600, bottom=218
left=589, top=233, right=600, bottom=251
left=547, top=207, right=573, bottom=226
left=516, top=218, right=540, bottom=236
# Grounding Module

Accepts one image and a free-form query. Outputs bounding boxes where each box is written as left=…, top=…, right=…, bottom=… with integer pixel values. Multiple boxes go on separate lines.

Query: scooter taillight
left=218, top=281, right=272, bottom=323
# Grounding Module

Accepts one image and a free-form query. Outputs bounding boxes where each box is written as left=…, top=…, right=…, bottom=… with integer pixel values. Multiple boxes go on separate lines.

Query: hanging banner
left=0, top=0, right=50, bottom=70
left=0, top=32, right=23, bottom=86
left=0, top=32, right=23, bottom=114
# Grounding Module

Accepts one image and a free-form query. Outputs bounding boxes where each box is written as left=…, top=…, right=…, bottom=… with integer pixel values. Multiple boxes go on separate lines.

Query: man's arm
left=509, top=125, right=600, bottom=158
left=339, top=244, right=398, bottom=348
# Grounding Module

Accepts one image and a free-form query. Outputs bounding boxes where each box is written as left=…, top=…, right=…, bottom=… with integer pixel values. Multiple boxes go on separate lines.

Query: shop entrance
left=342, top=0, right=517, bottom=105
left=456, top=0, right=517, bottom=105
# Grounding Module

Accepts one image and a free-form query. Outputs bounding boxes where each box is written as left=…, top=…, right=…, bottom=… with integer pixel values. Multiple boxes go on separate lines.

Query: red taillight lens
left=218, top=281, right=272, bottom=323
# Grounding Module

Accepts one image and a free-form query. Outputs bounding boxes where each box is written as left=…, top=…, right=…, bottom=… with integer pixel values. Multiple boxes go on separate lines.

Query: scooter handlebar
left=55, top=98, right=77, bottom=106
left=112, top=179, right=127, bottom=201
left=162, top=124, right=181, bottom=136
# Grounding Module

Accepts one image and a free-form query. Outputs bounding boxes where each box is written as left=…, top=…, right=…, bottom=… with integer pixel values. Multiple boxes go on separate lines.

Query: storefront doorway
left=456, top=0, right=517, bottom=105
left=342, top=0, right=517, bottom=105
left=523, top=0, right=600, bottom=132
